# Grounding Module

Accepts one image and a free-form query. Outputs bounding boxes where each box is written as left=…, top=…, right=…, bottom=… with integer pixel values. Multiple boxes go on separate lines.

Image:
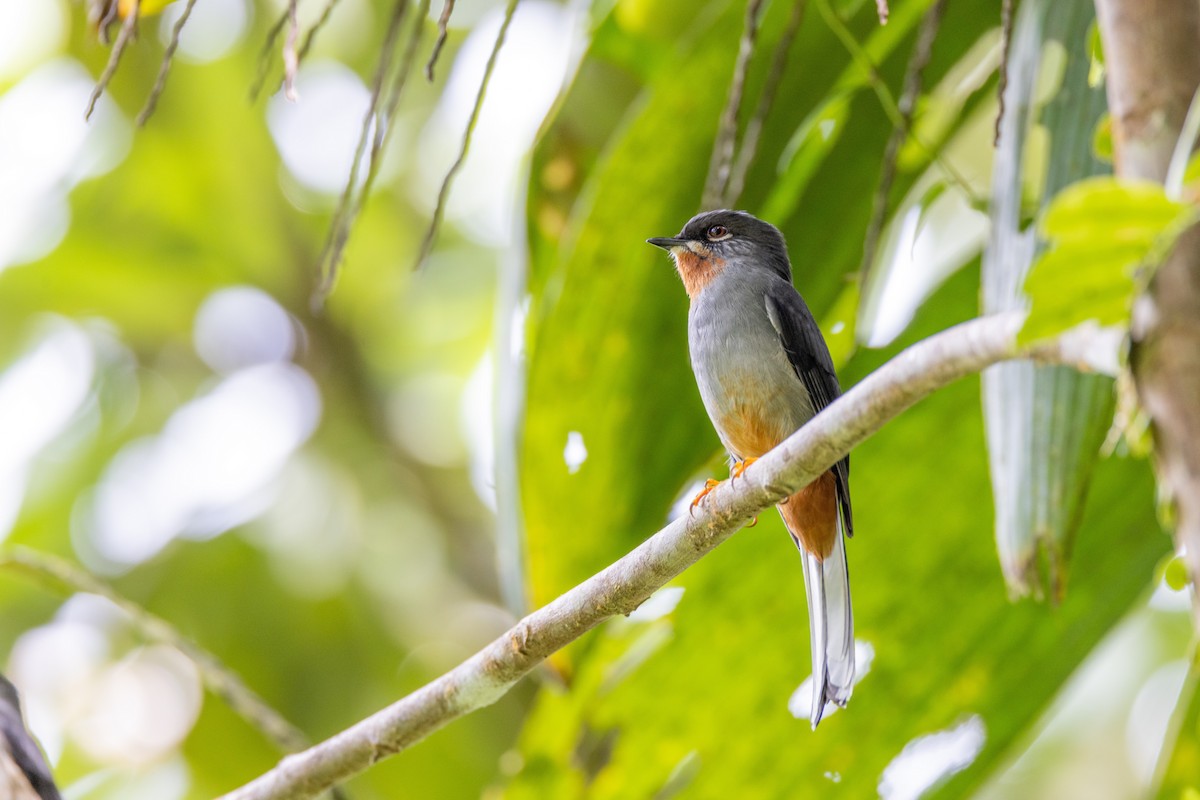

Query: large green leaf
left=981, top=0, right=1116, bottom=598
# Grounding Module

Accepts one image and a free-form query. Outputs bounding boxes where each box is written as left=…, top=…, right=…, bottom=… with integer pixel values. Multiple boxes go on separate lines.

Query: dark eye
left=706, top=225, right=730, bottom=240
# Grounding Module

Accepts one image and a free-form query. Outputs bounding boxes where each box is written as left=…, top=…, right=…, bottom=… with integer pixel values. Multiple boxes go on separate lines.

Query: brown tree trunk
left=1094, top=0, right=1200, bottom=626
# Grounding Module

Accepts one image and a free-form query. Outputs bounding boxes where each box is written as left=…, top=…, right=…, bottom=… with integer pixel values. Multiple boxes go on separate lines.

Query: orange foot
left=689, top=478, right=722, bottom=514
left=731, top=456, right=759, bottom=481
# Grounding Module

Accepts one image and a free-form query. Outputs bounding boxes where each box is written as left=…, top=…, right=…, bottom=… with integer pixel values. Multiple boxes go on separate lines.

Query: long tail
left=798, top=519, right=854, bottom=729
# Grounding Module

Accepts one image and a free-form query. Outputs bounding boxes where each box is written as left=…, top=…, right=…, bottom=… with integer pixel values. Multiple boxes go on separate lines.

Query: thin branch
left=0, top=547, right=311, bottom=755
left=217, top=313, right=1111, bottom=800
left=136, top=0, right=200, bottom=126
left=995, top=0, right=1014, bottom=147
left=298, top=0, right=345, bottom=62
left=250, top=9, right=290, bottom=102
left=703, top=0, right=767, bottom=210
left=412, top=0, right=520, bottom=271
left=858, top=0, right=946, bottom=288
left=312, top=0, right=414, bottom=306
left=283, top=0, right=301, bottom=101
left=85, top=0, right=140, bottom=122
left=426, top=0, right=456, bottom=80
left=725, top=0, right=808, bottom=204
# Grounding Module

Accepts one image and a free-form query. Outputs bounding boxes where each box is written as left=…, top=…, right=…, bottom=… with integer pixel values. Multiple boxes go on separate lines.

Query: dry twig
left=703, top=0, right=767, bottom=209
left=283, top=0, right=301, bottom=101
left=858, top=0, right=946, bottom=287
left=995, top=0, right=1014, bottom=146
left=312, top=0, right=414, bottom=304
left=250, top=9, right=291, bottom=102
left=426, top=0, right=457, bottom=80
left=85, top=0, right=140, bottom=122
left=137, top=0, right=200, bottom=126
left=413, top=0, right=520, bottom=271
left=725, top=0, right=808, bottom=204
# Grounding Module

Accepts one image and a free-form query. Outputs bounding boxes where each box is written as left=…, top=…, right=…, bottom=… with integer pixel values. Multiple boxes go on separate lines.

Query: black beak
left=646, top=236, right=688, bottom=250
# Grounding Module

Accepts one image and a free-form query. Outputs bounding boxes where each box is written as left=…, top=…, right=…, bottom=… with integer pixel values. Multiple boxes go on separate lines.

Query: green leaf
left=1021, top=177, right=1192, bottom=344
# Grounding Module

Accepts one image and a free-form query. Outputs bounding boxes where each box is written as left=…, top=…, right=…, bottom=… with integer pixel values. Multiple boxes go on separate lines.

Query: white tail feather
left=797, top=518, right=854, bottom=729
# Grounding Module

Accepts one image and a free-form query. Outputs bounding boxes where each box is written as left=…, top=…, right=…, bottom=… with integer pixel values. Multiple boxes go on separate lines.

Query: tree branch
left=217, top=312, right=1109, bottom=800
left=1094, top=0, right=1200, bottom=629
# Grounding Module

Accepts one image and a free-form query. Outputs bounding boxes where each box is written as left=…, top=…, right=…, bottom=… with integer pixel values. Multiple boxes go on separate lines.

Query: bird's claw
left=689, top=478, right=722, bottom=514
left=746, top=515, right=758, bottom=528
left=731, top=456, right=759, bottom=481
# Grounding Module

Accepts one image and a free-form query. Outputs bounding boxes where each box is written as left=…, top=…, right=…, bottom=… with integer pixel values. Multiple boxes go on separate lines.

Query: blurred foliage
left=0, top=0, right=1193, bottom=799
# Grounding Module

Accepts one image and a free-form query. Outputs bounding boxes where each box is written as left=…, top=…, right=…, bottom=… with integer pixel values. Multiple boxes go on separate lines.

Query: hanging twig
left=815, top=0, right=982, bottom=208
left=250, top=9, right=291, bottom=102
left=725, top=0, right=808, bottom=204
left=702, top=0, right=767, bottom=210
left=283, top=0, right=302, bottom=101
left=298, top=0, right=345, bottom=62
left=412, top=0, right=521, bottom=271
left=84, top=0, right=140, bottom=122
left=995, top=0, right=1014, bottom=147
left=858, top=0, right=946, bottom=288
left=312, top=0, right=429, bottom=304
left=214, top=312, right=1113, bottom=800
left=136, top=0, right=201, bottom=126
left=426, top=0, right=456, bottom=80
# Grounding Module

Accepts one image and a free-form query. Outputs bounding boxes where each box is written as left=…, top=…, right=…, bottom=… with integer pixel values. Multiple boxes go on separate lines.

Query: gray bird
left=0, top=674, right=61, bottom=800
left=648, top=209, right=854, bottom=728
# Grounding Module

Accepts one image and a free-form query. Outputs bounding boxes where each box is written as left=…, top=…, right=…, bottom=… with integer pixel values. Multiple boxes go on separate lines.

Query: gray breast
left=687, top=268, right=816, bottom=459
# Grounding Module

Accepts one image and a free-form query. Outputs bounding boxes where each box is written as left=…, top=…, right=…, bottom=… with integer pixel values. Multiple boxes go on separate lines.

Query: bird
left=648, top=209, right=854, bottom=728
left=0, top=674, right=62, bottom=800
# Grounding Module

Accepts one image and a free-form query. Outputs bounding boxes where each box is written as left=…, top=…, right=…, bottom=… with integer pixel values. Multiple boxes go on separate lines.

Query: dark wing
left=0, top=699, right=61, bottom=800
left=764, top=286, right=853, bottom=536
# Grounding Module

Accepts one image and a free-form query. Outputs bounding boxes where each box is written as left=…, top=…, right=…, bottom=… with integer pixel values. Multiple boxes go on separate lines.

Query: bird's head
left=647, top=210, right=791, bottom=297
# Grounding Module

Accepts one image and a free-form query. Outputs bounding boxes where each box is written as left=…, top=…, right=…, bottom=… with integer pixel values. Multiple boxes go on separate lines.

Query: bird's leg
left=689, top=478, right=722, bottom=514
left=731, top=456, right=758, bottom=480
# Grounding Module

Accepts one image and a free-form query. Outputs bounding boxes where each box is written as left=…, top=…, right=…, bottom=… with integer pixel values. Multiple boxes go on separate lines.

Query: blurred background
left=0, top=0, right=1194, bottom=798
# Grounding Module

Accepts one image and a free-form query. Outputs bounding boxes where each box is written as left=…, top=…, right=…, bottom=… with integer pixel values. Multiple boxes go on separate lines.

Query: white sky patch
left=0, top=59, right=130, bottom=272
left=563, top=431, right=587, bottom=474
left=414, top=1, right=578, bottom=245
left=83, top=363, right=321, bottom=569
left=193, top=286, right=296, bottom=373
left=878, top=715, right=987, bottom=800
left=0, top=0, right=65, bottom=81
left=159, top=0, right=248, bottom=63
left=789, top=639, right=875, bottom=722
left=628, top=587, right=685, bottom=622
left=0, top=320, right=94, bottom=540
left=268, top=61, right=372, bottom=195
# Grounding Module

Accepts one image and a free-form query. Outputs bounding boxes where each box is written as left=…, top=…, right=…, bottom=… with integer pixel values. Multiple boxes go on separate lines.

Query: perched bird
left=0, top=674, right=61, bottom=800
left=648, top=210, right=854, bottom=728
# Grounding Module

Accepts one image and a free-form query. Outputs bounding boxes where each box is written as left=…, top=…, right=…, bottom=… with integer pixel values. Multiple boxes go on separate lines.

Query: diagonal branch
left=216, top=312, right=1110, bottom=800
left=0, top=547, right=312, bottom=755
